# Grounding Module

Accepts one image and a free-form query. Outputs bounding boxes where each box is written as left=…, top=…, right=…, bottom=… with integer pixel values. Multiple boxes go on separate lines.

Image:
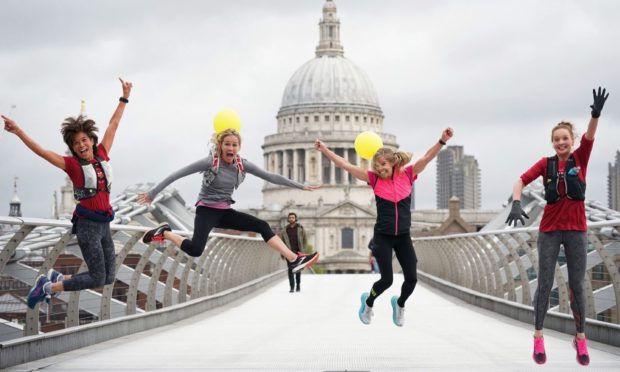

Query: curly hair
left=60, top=115, right=99, bottom=157
left=371, top=147, right=412, bottom=174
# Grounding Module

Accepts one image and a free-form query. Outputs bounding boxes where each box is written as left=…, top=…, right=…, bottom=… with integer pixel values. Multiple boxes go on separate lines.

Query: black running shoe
left=142, top=223, right=172, bottom=244
left=288, top=252, right=319, bottom=273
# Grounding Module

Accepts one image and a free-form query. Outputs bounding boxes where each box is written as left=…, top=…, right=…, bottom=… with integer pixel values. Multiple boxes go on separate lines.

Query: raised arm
left=137, top=157, right=210, bottom=204
left=243, top=159, right=318, bottom=191
left=411, top=127, right=453, bottom=176
left=585, top=86, right=609, bottom=140
left=101, top=78, right=133, bottom=154
left=2, top=115, right=65, bottom=170
left=314, top=139, right=369, bottom=182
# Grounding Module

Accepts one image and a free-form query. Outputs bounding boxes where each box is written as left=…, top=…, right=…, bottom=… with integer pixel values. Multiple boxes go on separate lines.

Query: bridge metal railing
left=0, top=216, right=284, bottom=367
left=413, top=219, right=620, bottom=345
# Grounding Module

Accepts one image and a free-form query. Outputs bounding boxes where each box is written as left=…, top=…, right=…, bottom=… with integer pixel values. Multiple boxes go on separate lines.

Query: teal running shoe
left=391, top=296, right=405, bottom=327
left=358, top=292, right=373, bottom=325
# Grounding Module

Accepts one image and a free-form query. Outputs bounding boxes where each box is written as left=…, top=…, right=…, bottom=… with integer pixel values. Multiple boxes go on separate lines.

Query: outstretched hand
left=1, top=115, right=20, bottom=134
left=590, top=86, right=609, bottom=118
left=119, top=77, right=133, bottom=99
left=441, top=127, right=454, bottom=142
left=137, top=193, right=152, bottom=205
left=505, top=200, right=529, bottom=227
left=314, top=139, right=326, bottom=152
left=303, top=185, right=321, bottom=191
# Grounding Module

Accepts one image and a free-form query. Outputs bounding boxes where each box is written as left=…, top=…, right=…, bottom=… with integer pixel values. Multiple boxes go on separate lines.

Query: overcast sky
left=1, top=0, right=619, bottom=218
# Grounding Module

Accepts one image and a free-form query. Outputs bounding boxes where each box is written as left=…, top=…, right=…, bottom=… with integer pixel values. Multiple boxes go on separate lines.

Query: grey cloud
left=1, top=0, right=619, bottom=218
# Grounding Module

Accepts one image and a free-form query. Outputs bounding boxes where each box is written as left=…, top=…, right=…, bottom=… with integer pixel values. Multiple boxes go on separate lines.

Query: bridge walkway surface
left=7, top=274, right=620, bottom=371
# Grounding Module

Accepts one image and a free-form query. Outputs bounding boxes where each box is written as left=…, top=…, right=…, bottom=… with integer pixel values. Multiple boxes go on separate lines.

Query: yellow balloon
left=354, top=131, right=383, bottom=160
left=213, top=109, right=241, bottom=133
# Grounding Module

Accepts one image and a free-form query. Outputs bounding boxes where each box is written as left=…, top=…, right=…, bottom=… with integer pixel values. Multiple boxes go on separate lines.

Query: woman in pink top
left=506, top=87, right=609, bottom=366
left=316, top=127, right=453, bottom=327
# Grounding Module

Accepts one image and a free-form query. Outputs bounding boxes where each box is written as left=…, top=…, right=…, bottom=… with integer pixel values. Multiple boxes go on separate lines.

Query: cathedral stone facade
left=254, top=0, right=399, bottom=273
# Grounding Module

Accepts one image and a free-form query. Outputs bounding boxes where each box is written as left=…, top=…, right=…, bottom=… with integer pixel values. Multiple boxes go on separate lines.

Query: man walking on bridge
left=279, top=212, right=308, bottom=293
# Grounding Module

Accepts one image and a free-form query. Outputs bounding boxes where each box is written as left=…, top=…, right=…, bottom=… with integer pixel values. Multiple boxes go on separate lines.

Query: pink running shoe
left=573, top=337, right=590, bottom=366
left=532, top=337, right=546, bottom=365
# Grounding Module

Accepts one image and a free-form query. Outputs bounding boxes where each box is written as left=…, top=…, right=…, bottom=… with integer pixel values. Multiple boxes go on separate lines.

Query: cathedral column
left=282, top=150, right=288, bottom=177
left=293, top=148, right=299, bottom=182
left=317, top=150, right=324, bottom=184
left=305, top=149, right=312, bottom=184
left=356, top=153, right=363, bottom=185
left=330, top=155, right=336, bottom=185
left=344, top=147, right=350, bottom=184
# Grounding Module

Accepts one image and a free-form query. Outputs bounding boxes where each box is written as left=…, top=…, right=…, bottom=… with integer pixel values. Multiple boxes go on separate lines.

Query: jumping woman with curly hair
left=2, top=78, right=133, bottom=309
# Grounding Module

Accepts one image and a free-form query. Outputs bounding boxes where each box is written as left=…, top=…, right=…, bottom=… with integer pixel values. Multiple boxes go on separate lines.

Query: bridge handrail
left=418, top=271, right=620, bottom=347
left=414, top=219, right=620, bottom=240
left=413, top=218, right=620, bottom=329
left=0, top=215, right=283, bottom=349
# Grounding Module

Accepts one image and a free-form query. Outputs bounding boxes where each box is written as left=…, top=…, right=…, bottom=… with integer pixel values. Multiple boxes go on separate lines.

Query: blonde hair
left=550, top=121, right=577, bottom=142
left=215, top=129, right=242, bottom=152
left=371, top=147, right=412, bottom=174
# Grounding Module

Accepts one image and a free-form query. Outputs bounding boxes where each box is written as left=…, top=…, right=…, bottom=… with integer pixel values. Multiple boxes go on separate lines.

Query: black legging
left=367, top=232, right=418, bottom=307
left=181, top=206, right=275, bottom=257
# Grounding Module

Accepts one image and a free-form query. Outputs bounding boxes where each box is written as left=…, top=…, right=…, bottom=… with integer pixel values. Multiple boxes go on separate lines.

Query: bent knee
left=104, top=274, right=116, bottom=286
left=92, top=277, right=106, bottom=288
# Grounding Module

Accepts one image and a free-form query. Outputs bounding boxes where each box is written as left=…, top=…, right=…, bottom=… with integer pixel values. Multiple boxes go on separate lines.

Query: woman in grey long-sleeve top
left=137, top=128, right=320, bottom=273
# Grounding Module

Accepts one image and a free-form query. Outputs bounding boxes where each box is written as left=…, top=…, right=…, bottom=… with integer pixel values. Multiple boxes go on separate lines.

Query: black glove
left=590, top=86, right=609, bottom=118
left=505, top=200, right=529, bottom=227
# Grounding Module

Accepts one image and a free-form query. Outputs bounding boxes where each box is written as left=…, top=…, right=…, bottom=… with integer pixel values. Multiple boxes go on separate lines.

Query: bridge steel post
left=497, top=233, right=532, bottom=305
left=588, top=231, right=620, bottom=324
left=25, top=230, right=74, bottom=336
left=413, top=219, right=620, bottom=338
left=101, top=231, right=143, bottom=319
left=1, top=216, right=287, bottom=368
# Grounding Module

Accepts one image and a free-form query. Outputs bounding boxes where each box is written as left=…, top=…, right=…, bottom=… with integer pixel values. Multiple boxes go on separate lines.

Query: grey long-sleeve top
left=147, top=154, right=304, bottom=205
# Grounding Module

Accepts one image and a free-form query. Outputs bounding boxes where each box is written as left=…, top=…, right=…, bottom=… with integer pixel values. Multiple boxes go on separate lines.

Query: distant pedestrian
left=368, top=239, right=379, bottom=273
left=279, top=212, right=308, bottom=292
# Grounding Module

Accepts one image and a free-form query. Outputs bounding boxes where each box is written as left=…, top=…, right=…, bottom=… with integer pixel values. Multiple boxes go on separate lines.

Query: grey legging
left=62, top=218, right=116, bottom=291
left=534, top=230, right=587, bottom=333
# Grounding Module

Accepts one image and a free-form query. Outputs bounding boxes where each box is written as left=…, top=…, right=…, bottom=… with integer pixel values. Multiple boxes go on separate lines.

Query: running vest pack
left=202, top=152, right=246, bottom=189
left=73, top=156, right=113, bottom=201
left=544, top=154, right=586, bottom=204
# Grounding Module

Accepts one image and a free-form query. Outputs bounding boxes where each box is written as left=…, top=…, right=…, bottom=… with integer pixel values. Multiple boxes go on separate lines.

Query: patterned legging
left=534, top=230, right=587, bottom=333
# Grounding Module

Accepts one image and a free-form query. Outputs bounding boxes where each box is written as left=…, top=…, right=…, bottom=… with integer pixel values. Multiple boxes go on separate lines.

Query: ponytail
left=372, top=147, right=412, bottom=173
left=392, top=151, right=412, bottom=172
